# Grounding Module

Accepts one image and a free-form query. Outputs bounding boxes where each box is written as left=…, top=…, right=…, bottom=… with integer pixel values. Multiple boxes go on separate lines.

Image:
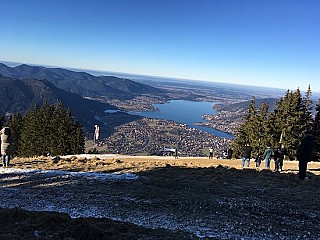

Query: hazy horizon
left=1, top=60, right=311, bottom=96
left=1, top=1, right=319, bottom=91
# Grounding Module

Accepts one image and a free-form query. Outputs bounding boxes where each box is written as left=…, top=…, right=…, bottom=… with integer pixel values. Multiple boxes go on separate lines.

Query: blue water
left=128, top=100, right=234, bottom=139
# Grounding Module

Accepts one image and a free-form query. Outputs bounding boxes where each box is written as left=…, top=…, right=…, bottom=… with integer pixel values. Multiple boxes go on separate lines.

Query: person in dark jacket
left=297, top=131, right=315, bottom=180
left=227, top=148, right=233, bottom=159
left=273, top=148, right=280, bottom=170
left=175, top=148, right=179, bottom=159
left=255, top=154, right=262, bottom=168
left=274, top=147, right=286, bottom=172
left=241, top=143, right=252, bottom=168
left=279, top=147, right=287, bottom=171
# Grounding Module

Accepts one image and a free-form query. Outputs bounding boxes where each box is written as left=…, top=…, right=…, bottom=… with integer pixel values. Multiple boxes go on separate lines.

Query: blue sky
left=1, top=0, right=319, bottom=91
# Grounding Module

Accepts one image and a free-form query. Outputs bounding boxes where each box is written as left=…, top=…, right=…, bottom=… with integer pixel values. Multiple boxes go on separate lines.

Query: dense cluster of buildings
left=100, top=118, right=232, bottom=157
left=200, top=111, right=243, bottom=134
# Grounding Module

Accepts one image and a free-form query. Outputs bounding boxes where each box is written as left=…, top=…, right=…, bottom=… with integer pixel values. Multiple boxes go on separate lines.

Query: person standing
left=263, top=144, right=274, bottom=170
left=175, top=148, right=179, bottom=159
left=297, top=131, right=315, bottom=180
left=227, top=148, right=233, bottom=159
left=209, top=147, right=214, bottom=159
left=273, top=148, right=280, bottom=172
left=255, top=154, right=262, bottom=168
left=1, top=127, right=12, bottom=167
left=241, top=143, right=252, bottom=168
left=274, top=147, right=286, bottom=172
left=279, top=147, right=287, bottom=171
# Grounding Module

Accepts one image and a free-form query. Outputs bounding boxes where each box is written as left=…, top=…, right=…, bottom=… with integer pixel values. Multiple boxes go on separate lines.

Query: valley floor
left=1, top=156, right=320, bottom=239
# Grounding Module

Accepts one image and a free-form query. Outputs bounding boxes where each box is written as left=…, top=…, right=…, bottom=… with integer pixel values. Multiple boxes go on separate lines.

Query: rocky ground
left=1, top=155, right=320, bottom=239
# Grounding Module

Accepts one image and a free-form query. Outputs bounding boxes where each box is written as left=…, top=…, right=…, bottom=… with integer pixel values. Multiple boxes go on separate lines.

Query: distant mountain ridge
left=219, top=98, right=278, bottom=112
left=0, top=63, right=163, bottom=99
left=0, top=74, right=115, bottom=130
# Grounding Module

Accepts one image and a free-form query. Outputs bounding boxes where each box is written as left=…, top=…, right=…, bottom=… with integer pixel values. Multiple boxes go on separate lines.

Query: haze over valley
left=0, top=62, right=289, bottom=157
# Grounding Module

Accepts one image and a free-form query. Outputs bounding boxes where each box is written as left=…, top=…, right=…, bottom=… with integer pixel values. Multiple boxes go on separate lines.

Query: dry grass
left=11, top=155, right=320, bottom=176
left=2, top=155, right=320, bottom=239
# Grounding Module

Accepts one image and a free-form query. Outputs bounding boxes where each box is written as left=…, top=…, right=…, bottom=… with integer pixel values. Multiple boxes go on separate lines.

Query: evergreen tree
left=265, top=88, right=309, bottom=159
left=234, top=87, right=314, bottom=160
left=270, top=95, right=288, bottom=149
left=49, top=103, right=85, bottom=156
left=19, top=102, right=85, bottom=157
left=255, top=102, right=269, bottom=154
left=281, top=90, right=303, bottom=158
left=232, top=124, right=247, bottom=158
left=289, top=89, right=309, bottom=159
left=49, top=103, right=71, bottom=156
left=40, top=102, right=55, bottom=153
left=7, top=113, right=23, bottom=156
left=314, top=99, right=320, bottom=161
left=19, top=105, right=44, bottom=157
left=70, top=121, right=85, bottom=154
left=233, top=98, right=271, bottom=158
left=301, top=85, right=314, bottom=132
left=233, top=97, right=258, bottom=157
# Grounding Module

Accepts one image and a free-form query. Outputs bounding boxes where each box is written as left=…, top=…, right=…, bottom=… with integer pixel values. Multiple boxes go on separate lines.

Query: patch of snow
left=0, top=167, right=138, bottom=181
left=60, top=154, right=118, bottom=159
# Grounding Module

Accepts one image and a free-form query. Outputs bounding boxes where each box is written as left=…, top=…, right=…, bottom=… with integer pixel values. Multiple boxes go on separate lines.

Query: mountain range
left=0, top=63, right=166, bottom=134
left=0, top=74, right=117, bottom=131
left=0, top=63, right=163, bottom=99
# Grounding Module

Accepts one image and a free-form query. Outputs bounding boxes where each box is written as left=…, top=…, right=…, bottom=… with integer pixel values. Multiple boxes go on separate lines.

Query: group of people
left=1, top=126, right=12, bottom=167
left=241, top=130, right=315, bottom=180
left=247, top=145, right=287, bottom=171
left=208, top=147, right=233, bottom=159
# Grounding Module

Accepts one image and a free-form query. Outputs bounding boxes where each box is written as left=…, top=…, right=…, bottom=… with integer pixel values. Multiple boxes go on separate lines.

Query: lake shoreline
left=126, top=100, right=234, bottom=139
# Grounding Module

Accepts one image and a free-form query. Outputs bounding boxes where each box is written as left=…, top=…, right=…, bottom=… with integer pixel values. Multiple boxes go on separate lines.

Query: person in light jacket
left=208, top=147, right=214, bottom=159
left=1, top=127, right=12, bottom=167
left=263, top=144, right=274, bottom=170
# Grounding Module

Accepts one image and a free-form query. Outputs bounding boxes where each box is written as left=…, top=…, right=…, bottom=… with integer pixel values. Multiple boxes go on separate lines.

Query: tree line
left=1, top=102, right=85, bottom=157
left=232, top=85, right=320, bottom=161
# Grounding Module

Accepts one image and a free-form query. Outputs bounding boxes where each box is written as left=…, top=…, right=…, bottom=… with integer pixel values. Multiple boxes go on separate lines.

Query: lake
left=128, top=100, right=234, bottom=139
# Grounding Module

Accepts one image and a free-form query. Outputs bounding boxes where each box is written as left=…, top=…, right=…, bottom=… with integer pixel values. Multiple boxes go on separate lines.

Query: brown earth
left=1, top=155, right=320, bottom=239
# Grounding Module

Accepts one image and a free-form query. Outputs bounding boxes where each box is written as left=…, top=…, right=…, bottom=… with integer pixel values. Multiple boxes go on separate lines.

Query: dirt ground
left=1, top=155, right=320, bottom=239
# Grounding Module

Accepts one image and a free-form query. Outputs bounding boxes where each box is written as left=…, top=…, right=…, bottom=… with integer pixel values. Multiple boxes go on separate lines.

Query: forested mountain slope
left=0, top=75, right=114, bottom=130
left=0, top=63, right=164, bottom=99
